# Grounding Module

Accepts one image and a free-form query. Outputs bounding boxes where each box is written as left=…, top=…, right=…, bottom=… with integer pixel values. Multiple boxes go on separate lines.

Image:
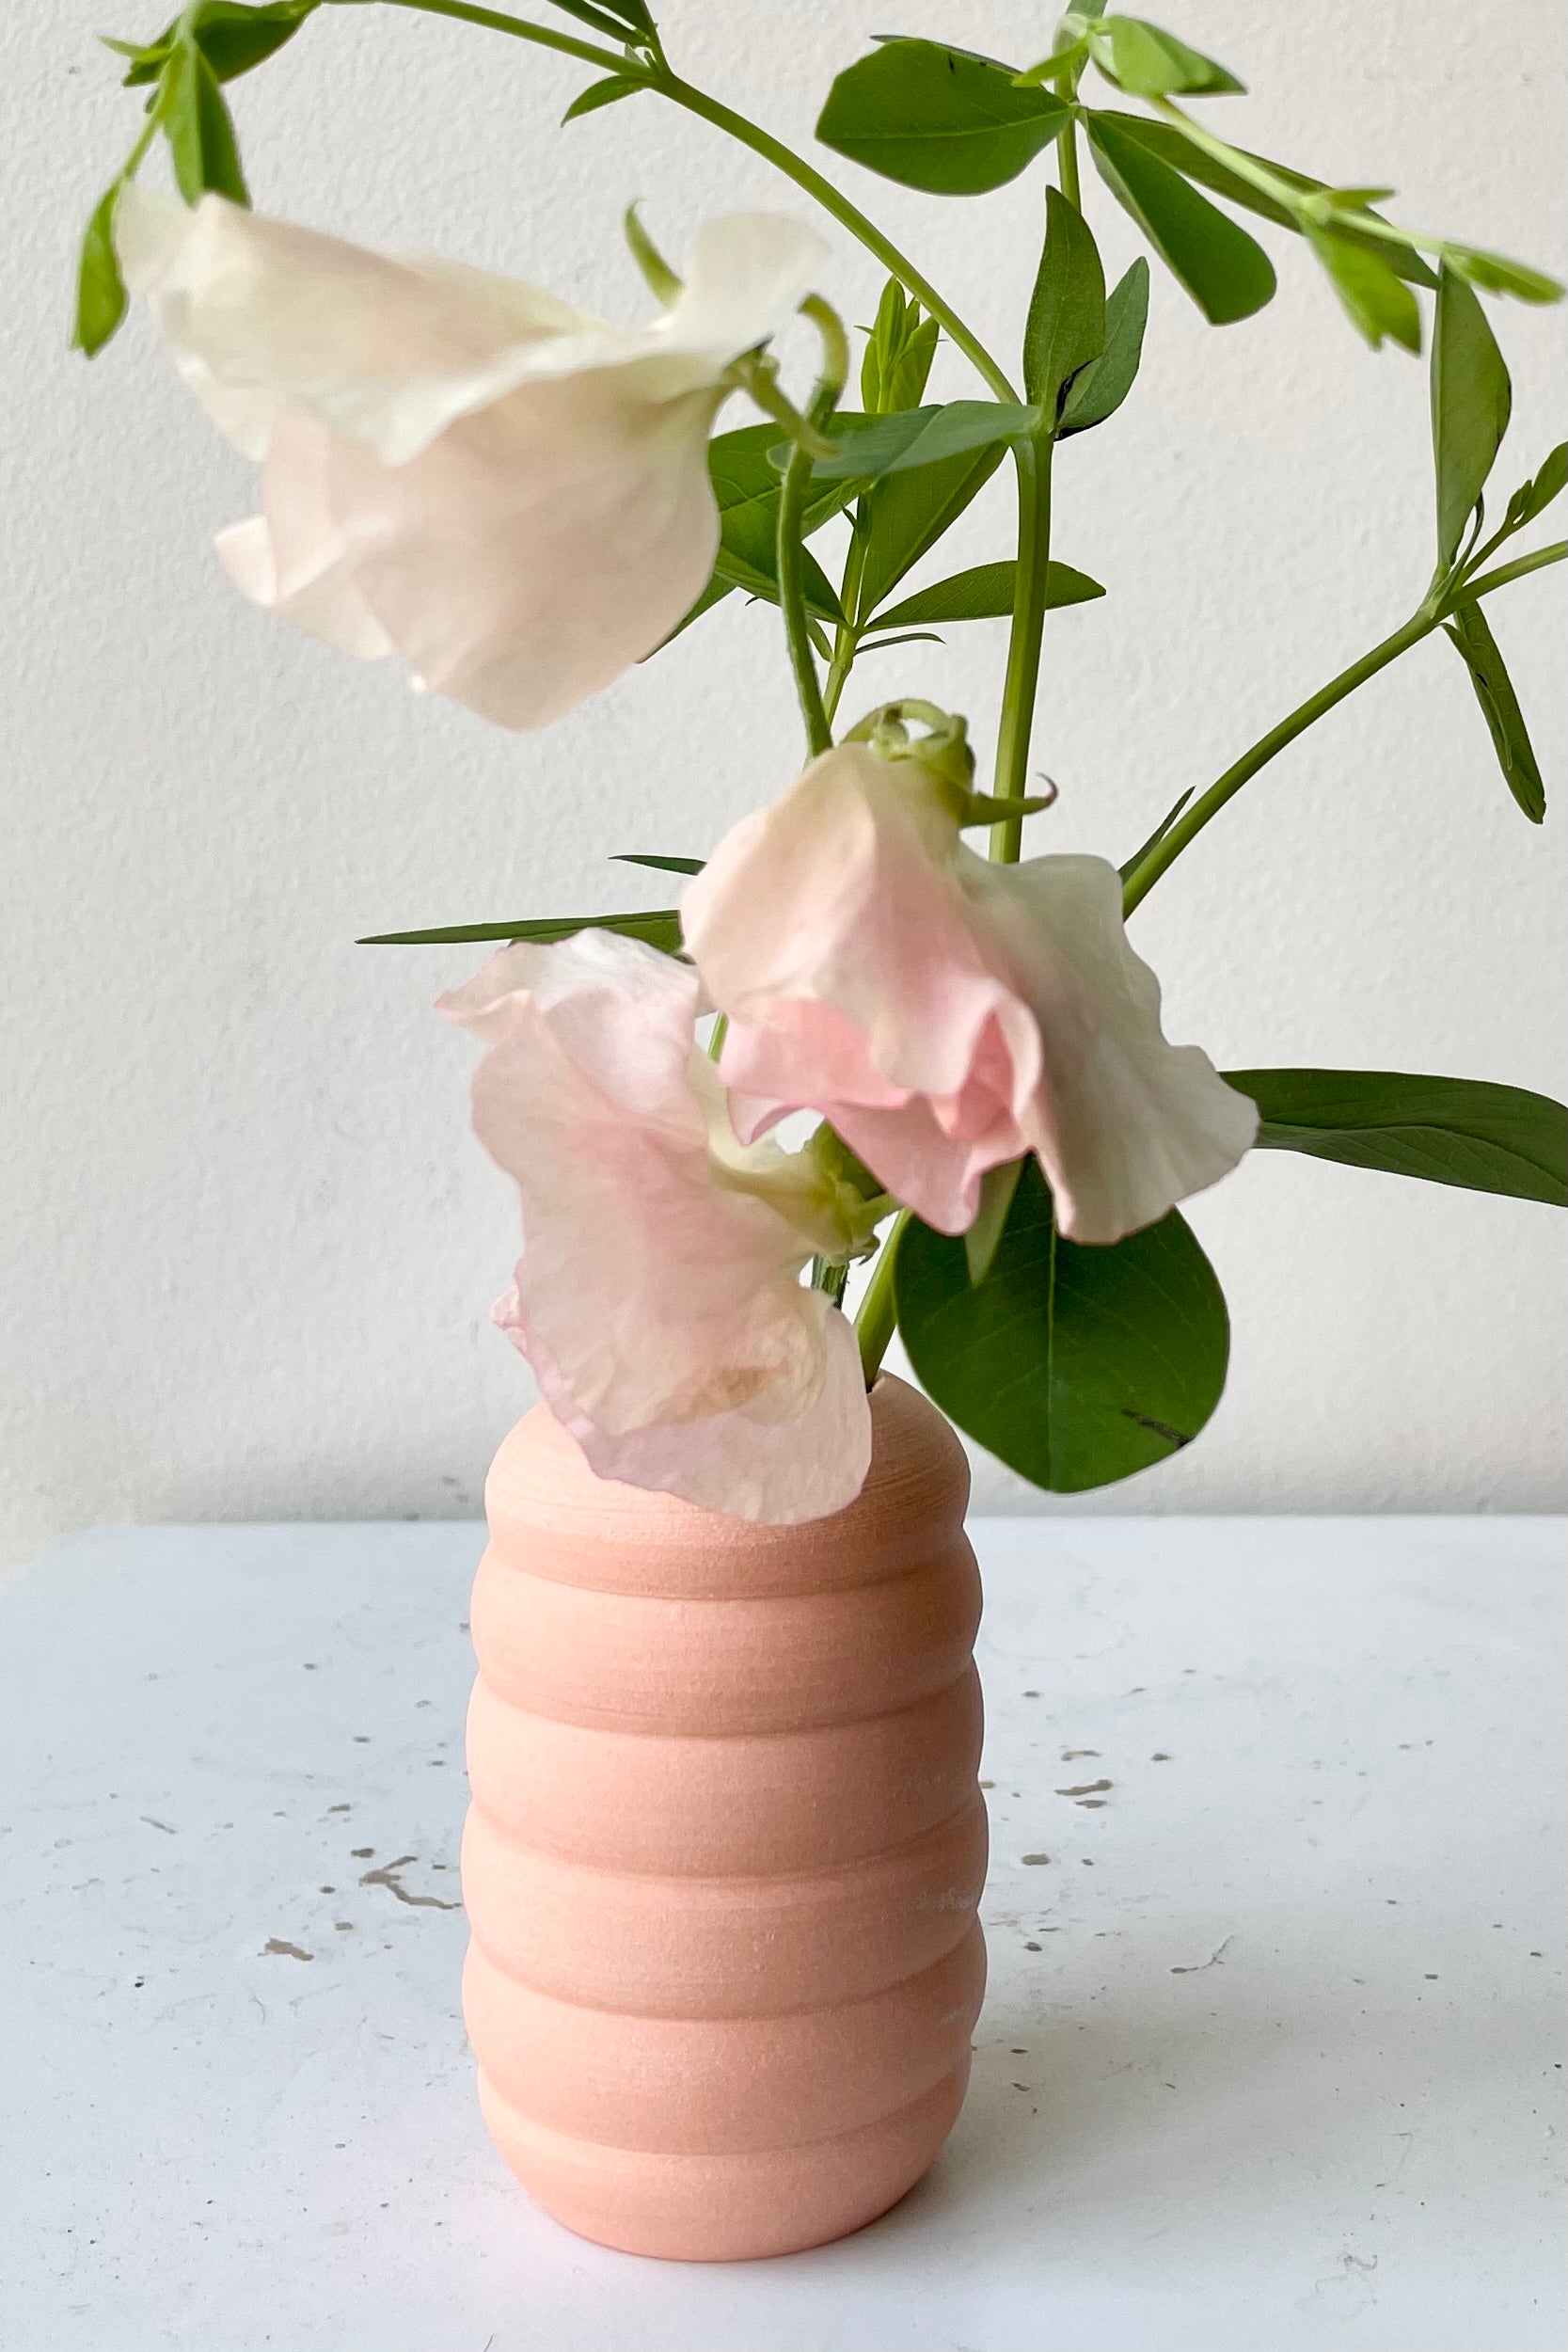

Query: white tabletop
left=1, top=1516, right=1562, bottom=2352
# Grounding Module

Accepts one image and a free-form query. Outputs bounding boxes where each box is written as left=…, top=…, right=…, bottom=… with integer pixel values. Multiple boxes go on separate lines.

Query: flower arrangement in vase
left=76, top=0, right=1565, bottom=2261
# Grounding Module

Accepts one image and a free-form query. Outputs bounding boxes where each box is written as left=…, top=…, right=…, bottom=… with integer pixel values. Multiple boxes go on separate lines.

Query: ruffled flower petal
left=440, top=930, right=871, bottom=1522
left=682, top=740, right=1257, bottom=1243
left=116, top=188, right=828, bottom=727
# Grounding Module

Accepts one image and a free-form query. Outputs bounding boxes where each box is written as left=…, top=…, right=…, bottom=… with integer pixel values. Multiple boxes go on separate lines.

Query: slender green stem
left=823, top=526, right=867, bottom=726
left=1121, top=608, right=1434, bottom=914
left=990, top=434, right=1055, bottom=857
left=649, top=72, right=1018, bottom=403
left=1056, top=116, right=1082, bottom=211
left=362, top=0, right=630, bottom=72
left=855, top=1211, right=908, bottom=1385
left=778, top=430, right=832, bottom=759
left=1451, top=538, right=1566, bottom=605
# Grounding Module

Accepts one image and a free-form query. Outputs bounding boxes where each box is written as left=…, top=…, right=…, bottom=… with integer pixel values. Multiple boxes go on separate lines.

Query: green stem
left=778, top=310, right=847, bottom=759
left=1451, top=538, right=1566, bottom=605
left=1056, top=115, right=1082, bottom=210
left=1121, top=607, right=1434, bottom=914
left=650, top=72, right=1018, bottom=402
left=823, top=534, right=866, bottom=726
left=855, top=1211, right=908, bottom=1385
left=362, top=0, right=629, bottom=73
left=778, top=415, right=834, bottom=759
left=990, top=434, right=1055, bottom=858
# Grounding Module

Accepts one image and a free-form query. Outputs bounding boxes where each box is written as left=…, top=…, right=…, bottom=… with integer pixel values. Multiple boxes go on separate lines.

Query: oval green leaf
left=1023, top=184, right=1107, bottom=412
left=816, top=39, right=1069, bottom=195
left=1059, top=258, right=1149, bottom=434
left=1230, top=1070, right=1565, bottom=1202
left=895, top=1157, right=1231, bottom=1494
left=871, top=558, right=1103, bottom=630
left=1442, top=601, right=1545, bottom=822
left=1086, top=113, right=1275, bottom=325
left=1432, top=263, right=1512, bottom=571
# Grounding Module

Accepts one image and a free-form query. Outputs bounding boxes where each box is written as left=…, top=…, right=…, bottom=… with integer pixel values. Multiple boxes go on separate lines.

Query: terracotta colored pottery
left=462, top=1372, right=988, bottom=2262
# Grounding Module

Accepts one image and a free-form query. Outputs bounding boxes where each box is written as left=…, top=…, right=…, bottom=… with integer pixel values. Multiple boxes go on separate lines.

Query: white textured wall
left=2, top=0, right=1563, bottom=1571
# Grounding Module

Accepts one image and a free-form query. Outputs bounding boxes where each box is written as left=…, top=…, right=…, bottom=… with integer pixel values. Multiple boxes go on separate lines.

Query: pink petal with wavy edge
left=683, top=742, right=1257, bottom=1242
left=439, top=930, right=870, bottom=1522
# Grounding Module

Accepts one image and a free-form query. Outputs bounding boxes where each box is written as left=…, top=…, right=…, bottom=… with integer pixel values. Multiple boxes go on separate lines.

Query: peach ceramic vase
left=461, top=1372, right=988, bottom=2262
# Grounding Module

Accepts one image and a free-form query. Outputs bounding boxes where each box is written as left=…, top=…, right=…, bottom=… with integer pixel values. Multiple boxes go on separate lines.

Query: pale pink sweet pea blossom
left=681, top=737, right=1259, bottom=1244
left=439, top=929, right=872, bottom=1523
left=114, top=186, right=828, bottom=729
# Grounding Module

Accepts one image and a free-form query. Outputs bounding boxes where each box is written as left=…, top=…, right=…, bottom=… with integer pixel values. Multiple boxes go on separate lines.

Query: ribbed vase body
left=462, top=1374, right=987, bottom=2261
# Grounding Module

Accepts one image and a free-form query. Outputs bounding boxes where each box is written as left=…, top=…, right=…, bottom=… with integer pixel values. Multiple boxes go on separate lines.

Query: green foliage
left=687, top=422, right=855, bottom=632
left=1059, top=259, right=1149, bottom=434
left=561, top=75, right=644, bottom=123
left=816, top=38, right=1069, bottom=195
left=1307, top=228, right=1419, bottom=353
left=1443, top=600, right=1545, bottom=823
left=166, top=40, right=250, bottom=205
left=358, top=910, right=685, bottom=953
left=1230, top=1072, right=1566, bottom=1202
left=1089, top=113, right=1436, bottom=287
left=803, top=401, right=1039, bottom=482
left=871, top=559, right=1102, bottom=630
left=1086, top=114, right=1275, bottom=324
left=896, top=1156, right=1231, bottom=1493
left=1118, top=787, right=1193, bottom=882
left=1432, top=264, right=1513, bottom=570
left=1022, top=185, right=1106, bottom=414
left=1498, top=442, right=1567, bottom=535
left=860, top=279, right=941, bottom=416
left=611, top=853, right=704, bottom=877
left=71, top=184, right=129, bottom=356
left=1083, top=14, right=1243, bottom=100
left=113, top=0, right=320, bottom=87
left=853, top=443, right=1007, bottom=620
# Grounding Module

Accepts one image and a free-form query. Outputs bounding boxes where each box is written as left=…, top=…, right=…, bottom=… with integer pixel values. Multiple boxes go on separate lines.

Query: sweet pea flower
left=681, top=719, right=1259, bottom=1244
left=439, top=928, right=873, bottom=1523
left=114, top=186, right=828, bottom=730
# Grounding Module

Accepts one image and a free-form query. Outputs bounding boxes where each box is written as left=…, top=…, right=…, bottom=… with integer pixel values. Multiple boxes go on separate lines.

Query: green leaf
left=1089, top=111, right=1436, bottom=287
left=896, top=1157, right=1230, bottom=1494
left=1444, top=244, right=1564, bottom=305
left=1307, top=226, right=1420, bottom=353
left=964, top=1158, right=1024, bottom=1285
left=1059, top=258, right=1149, bottom=434
left=871, top=558, right=1103, bottom=629
left=121, top=1, right=320, bottom=86
left=1087, top=15, right=1243, bottom=98
left=166, top=42, right=250, bottom=205
left=71, top=183, right=129, bottom=357
left=1432, top=262, right=1512, bottom=570
left=1500, top=441, right=1567, bottom=534
left=357, top=910, right=684, bottom=953
left=860, top=278, right=940, bottom=414
left=1228, top=1070, right=1566, bottom=1204
left=1086, top=113, right=1275, bottom=325
left=1117, top=787, right=1193, bottom=881
left=803, top=401, right=1039, bottom=483
left=554, top=0, right=655, bottom=35
left=540, top=0, right=653, bottom=40
left=611, top=852, right=705, bottom=876
left=704, top=421, right=853, bottom=623
left=816, top=38, right=1069, bottom=196
left=562, top=74, right=643, bottom=123
left=1443, top=600, right=1545, bottom=822
left=854, top=442, right=1008, bottom=618
left=1023, top=184, right=1106, bottom=414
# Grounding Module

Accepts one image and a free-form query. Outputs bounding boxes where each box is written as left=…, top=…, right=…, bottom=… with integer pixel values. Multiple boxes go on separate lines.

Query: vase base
left=476, top=2053, right=972, bottom=2262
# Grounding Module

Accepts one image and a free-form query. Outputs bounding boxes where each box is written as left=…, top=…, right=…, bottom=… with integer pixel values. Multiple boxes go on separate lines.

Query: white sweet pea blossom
left=115, top=187, right=828, bottom=729
left=440, top=929, right=873, bottom=1524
